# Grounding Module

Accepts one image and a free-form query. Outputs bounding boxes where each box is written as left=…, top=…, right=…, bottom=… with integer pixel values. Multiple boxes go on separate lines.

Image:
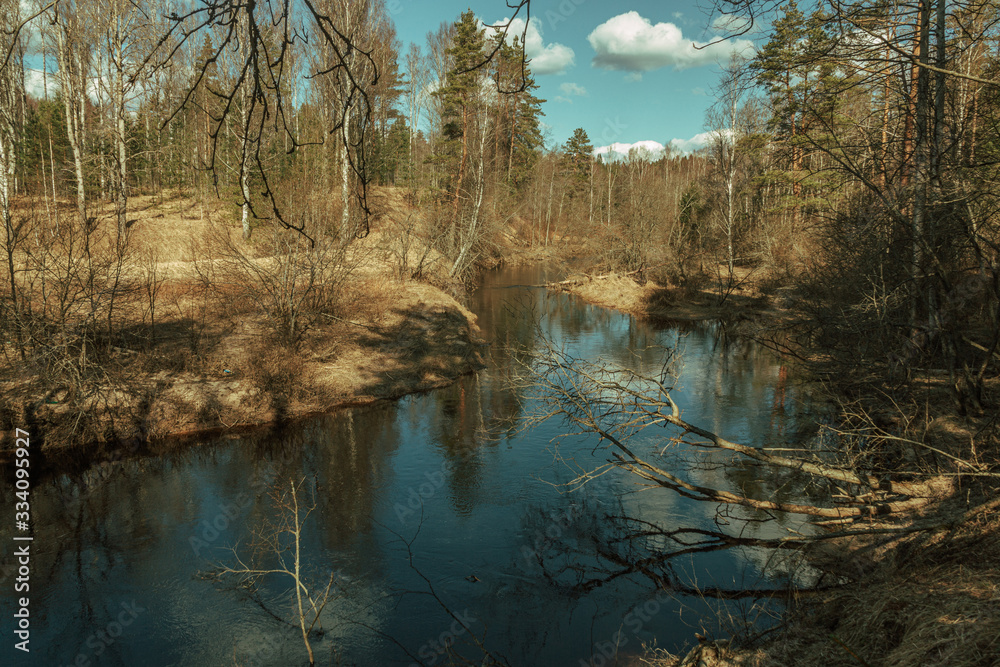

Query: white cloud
left=594, top=140, right=666, bottom=161
left=488, top=17, right=575, bottom=75
left=559, top=82, right=587, bottom=96
left=668, top=129, right=734, bottom=154
left=594, top=131, right=739, bottom=160
left=587, top=11, right=754, bottom=72
left=554, top=95, right=572, bottom=104
left=24, top=69, right=48, bottom=99
left=691, top=86, right=707, bottom=96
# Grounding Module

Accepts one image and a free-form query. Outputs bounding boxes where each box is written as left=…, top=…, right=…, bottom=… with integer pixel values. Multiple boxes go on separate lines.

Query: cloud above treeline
left=593, top=140, right=666, bottom=160
left=668, top=131, right=725, bottom=153
left=487, top=17, right=575, bottom=75
left=593, top=131, right=733, bottom=160
left=587, top=11, right=754, bottom=72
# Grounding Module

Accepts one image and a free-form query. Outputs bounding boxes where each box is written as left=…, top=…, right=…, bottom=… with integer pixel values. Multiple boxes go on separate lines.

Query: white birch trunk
left=451, top=110, right=488, bottom=278
left=55, top=18, right=88, bottom=227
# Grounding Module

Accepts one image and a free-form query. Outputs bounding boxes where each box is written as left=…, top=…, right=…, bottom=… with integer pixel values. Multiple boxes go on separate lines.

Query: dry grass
left=0, top=187, right=487, bottom=455
left=640, top=500, right=1000, bottom=667
left=553, top=266, right=783, bottom=323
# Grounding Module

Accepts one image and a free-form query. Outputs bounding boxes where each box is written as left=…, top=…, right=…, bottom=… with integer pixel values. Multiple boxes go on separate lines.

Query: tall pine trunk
left=910, top=0, right=931, bottom=330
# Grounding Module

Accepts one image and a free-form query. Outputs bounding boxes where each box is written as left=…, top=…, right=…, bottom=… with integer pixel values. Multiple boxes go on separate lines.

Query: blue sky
left=19, top=0, right=761, bottom=156
left=389, top=0, right=761, bottom=155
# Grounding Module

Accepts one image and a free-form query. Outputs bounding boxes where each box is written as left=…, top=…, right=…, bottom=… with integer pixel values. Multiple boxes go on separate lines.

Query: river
left=0, top=264, right=824, bottom=666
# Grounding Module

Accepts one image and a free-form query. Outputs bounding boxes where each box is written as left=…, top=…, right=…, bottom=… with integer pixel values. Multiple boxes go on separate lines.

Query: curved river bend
left=1, top=265, right=822, bottom=666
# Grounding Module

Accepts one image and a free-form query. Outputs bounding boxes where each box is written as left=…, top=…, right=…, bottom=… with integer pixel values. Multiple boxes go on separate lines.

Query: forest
left=1, top=0, right=998, bottom=664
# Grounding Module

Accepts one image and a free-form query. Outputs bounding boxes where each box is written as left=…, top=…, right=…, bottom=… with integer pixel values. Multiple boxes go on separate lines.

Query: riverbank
left=0, top=188, right=486, bottom=461
left=545, top=265, right=788, bottom=323
left=553, top=265, right=995, bottom=667
left=536, top=258, right=1000, bottom=667
left=130, top=280, right=484, bottom=442
left=650, top=496, right=1000, bottom=667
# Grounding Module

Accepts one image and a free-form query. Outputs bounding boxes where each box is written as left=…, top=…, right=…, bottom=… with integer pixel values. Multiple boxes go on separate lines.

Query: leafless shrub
left=387, top=212, right=438, bottom=281
left=213, top=477, right=343, bottom=666
left=241, top=342, right=308, bottom=418
left=0, top=199, right=165, bottom=445
left=203, top=209, right=356, bottom=348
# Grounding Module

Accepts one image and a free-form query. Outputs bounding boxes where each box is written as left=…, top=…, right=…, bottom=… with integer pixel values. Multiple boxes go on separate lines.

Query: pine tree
left=509, top=64, right=544, bottom=189
left=563, top=128, right=593, bottom=197
left=433, top=9, right=486, bottom=227
left=752, top=0, right=808, bottom=225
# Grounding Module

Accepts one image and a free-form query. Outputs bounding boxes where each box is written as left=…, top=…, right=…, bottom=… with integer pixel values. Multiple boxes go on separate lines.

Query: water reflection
left=0, top=264, right=821, bottom=666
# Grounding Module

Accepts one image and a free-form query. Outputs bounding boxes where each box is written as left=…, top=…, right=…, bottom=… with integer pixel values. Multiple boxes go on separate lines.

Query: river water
left=1, top=264, right=823, bottom=666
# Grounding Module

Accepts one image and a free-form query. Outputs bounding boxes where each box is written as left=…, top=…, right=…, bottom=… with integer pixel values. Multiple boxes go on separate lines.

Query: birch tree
left=1, top=0, right=24, bottom=356
left=706, top=56, right=756, bottom=278
left=51, top=0, right=90, bottom=227
left=0, top=0, right=20, bottom=228
left=95, top=0, right=158, bottom=235
left=404, top=42, right=429, bottom=183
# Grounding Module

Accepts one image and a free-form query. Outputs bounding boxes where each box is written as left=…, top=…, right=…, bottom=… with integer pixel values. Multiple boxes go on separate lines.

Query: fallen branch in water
left=509, top=335, right=994, bottom=597
left=544, top=266, right=649, bottom=290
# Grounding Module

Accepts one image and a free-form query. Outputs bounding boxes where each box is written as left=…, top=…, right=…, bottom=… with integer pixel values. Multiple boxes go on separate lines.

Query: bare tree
left=404, top=42, right=429, bottom=182
left=706, top=56, right=757, bottom=279
left=516, top=340, right=999, bottom=597
left=50, top=0, right=90, bottom=227
left=93, top=0, right=158, bottom=235
left=1, top=0, right=24, bottom=356
left=215, top=477, right=341, bottom=666
left=0, top=0, right=19, bottom=221
left=451, top=92, right=490, bottom=278
left=146, top=0, right=533, bottom=244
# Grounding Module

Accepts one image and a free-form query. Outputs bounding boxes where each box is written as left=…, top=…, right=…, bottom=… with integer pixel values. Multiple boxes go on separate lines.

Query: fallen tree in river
left=512, top=339, right=999, bottom=603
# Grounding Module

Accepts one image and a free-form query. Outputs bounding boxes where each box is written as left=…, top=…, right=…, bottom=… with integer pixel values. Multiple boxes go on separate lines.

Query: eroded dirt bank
left=139, top=281, right=485, bottom=442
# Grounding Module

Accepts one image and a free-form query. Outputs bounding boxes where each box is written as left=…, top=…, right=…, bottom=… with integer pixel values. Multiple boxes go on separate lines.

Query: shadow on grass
left=350, top=303, right=486, bottom=400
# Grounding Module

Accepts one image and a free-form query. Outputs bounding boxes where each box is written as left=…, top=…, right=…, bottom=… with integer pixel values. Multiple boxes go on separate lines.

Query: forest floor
left=541, top=259, right=1000, bottom=667
left=1, top=187, right=488, bottom=461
